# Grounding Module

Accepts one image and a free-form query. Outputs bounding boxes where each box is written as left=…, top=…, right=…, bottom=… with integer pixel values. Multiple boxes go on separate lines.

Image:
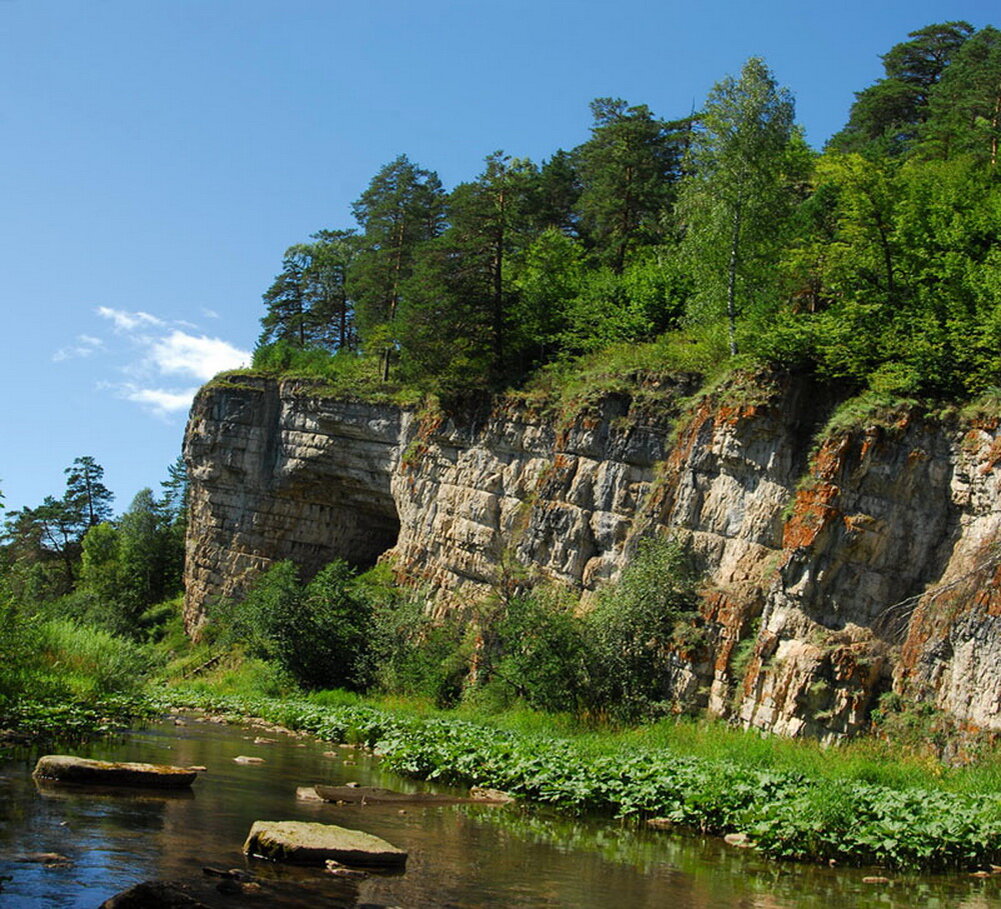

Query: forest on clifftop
left=249, top=21, right=1001, bottom=407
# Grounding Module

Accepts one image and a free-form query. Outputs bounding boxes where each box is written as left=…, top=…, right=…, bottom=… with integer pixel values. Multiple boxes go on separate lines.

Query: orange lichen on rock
left=979, top=437, right=1001, bottom=474
left=716, top=402, right=763, bottom=428
left=782, top=482, right=840, bottom=549
left=975, top=562, right=1001, bottom=616
left=812, top=434, right=852, bottom=481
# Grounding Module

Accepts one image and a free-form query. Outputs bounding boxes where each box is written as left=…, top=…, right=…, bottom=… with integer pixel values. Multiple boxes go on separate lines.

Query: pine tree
left=921, top=26, right=1001, bottom=165
left=349, top=155, right=447, bottom=378
left=576, top=99, right=686, bottom=272
left=64, top=456, right=113, bottom=528
left=398, top=153, right=537, bottom=388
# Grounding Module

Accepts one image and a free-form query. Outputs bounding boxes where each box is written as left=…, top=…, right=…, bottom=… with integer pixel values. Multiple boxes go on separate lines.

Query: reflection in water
left=0, top=718, right=998, bottom=907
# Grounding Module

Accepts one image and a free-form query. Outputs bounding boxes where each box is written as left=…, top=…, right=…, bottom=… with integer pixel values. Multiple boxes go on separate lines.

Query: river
left=0, top=714, right=997, bottom=907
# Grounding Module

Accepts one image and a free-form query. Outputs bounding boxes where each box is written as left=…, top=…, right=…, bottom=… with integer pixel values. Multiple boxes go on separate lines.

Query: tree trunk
left=727, top=202, right=742, bottom=357
left=492, top=189, right=506, bottom=379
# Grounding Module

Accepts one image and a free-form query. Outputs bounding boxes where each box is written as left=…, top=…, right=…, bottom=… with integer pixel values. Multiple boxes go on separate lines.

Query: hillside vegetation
left=249, top=21, right=1001, bottom=409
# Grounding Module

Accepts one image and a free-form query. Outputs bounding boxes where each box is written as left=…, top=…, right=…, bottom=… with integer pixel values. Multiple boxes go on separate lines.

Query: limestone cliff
left=183, top=373, right=1001, bottom=740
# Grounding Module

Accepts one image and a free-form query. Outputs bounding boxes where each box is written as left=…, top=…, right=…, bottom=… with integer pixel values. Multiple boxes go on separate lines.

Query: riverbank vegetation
left=0, top=456, right=186, bottom=739
left=160, top=688, right=1001, bottom=871
left=190, top=536, right=703, bottom=722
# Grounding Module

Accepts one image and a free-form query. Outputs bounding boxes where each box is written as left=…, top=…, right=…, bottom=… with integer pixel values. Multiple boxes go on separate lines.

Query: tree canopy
left=249, top=21, right=1001, bottom=404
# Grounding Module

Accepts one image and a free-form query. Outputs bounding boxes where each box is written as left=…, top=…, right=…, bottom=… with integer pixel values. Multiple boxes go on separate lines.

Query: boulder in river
left=33, top=755, right=197, bottom=789
left=99, top=880, right=210, bottom=908
left=243, top=820, right=407, bottom=868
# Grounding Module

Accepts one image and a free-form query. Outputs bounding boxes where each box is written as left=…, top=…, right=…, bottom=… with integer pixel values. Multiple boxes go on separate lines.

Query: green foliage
left=219, top=559, right=372, bottom=691
left=349, top=153, right=447, bottom=366
left=64, top=456, right=114, bottom=528
left=829, top=22, right=973, bottom=158
left=242, top=25, right=1001, bottom=404
left=576, top=98, right=685, bottom=272
left=35, top=619, right=156, bottom=700
left=0, top=591, right=154, bottom=742
left=366, top=581, right=468, bottom=707
left=584, top=535, right=700, bottom=719
left=72, top=488, right=185, bottom=638
left=259, top=230, right=359, bottom=351
left=249, top=343, right=419, bottom=404
left=0, top=601, right=45, bottom=709
left=679, top=57, right=803, bottom=356
left=920, top=26, right=1001, bottom=165
left=367, top=535, right=702, bottom=721
left=476, top=588, right=591, bottom=714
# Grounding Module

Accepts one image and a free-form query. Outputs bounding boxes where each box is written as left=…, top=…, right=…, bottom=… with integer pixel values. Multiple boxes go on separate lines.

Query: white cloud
left=52, top=334, right=105, bottom=362
left=121, top=385, right=200, bottom=419
left=67, top=307, right=250, bottom=419
left=150, top=330, right=249, bottom=381
left=96, top=306, right=166, bottom=332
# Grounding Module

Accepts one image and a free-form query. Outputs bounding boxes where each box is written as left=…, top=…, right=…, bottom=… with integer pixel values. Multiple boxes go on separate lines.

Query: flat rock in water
left=233, top=755, right=265, bottom=764
left=243, top=820, right=407, bottom=868
left=469, top=786, right=515, bottom=803
left=33, top=755, right=197, bottom=789
left=314, top=784, right=500, bottom=805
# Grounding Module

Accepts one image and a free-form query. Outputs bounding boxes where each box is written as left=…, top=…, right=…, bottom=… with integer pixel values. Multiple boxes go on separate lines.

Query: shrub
left=367, top=586, right=468, bottom=707
left=584, top=535, right=700, bottom=719
left=481, top=588, right=591, bottom=713
left=0, top=602, right=45, bottom=708
left=221, top=560, right=373, bottom=691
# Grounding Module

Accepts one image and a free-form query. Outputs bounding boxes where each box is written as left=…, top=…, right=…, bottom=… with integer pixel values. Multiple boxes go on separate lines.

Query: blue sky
left=0, top=0, right=996, bottom=513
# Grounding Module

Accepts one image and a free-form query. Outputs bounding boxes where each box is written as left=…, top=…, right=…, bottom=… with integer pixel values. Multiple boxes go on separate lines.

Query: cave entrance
left=343, top=502, right=401, bottom=571
left=282, top=490, right=401, bottom=584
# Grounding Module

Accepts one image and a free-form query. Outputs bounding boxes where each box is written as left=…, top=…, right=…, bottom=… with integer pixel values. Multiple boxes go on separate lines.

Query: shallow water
left=0, top=715, right=999, bottom=907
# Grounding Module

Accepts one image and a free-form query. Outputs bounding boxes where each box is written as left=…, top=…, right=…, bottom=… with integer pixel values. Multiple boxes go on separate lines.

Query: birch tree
left=678, top=58, right=800, bottom=355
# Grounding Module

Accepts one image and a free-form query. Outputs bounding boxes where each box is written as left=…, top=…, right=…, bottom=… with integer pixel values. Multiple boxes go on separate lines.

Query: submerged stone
left=243, top=820, right=407, bottom=867
left=313, top=784, right=509, bottom=805
left=33, top=755, right=197, bottom=789
left=99, top=880, right=210, bottom=908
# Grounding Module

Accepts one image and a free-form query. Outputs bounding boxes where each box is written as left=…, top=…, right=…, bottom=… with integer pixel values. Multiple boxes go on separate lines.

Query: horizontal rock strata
left=184, top=373, right=1001, bottom=741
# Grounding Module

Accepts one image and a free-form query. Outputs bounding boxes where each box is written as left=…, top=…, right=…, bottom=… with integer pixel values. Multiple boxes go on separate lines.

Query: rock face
left=243, top=820, right=407, bottom=867
left=33, top=755, right=198, bottom=789
left=184, top=373, right=1001, bottom=741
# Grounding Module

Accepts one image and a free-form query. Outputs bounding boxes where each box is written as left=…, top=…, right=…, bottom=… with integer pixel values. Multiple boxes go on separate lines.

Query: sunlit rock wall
left=184, top=373, right=1001, bottom=740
